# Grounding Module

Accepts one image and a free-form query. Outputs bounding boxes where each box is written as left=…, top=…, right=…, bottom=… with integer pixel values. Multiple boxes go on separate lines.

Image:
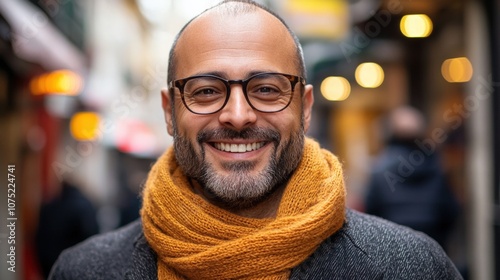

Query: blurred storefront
left=0, top=0, right=498, bottom=279
left=275, top=1, right=498, bottom=279
left=0, top=0, right=87, bottom=279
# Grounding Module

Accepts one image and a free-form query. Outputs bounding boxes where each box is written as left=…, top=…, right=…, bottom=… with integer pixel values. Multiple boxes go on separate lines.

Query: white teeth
left=215, top=142, right=264, bottom=153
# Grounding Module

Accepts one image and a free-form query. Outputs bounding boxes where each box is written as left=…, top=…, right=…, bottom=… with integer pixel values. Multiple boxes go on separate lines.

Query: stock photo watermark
left=51, top=64, right=167, bottom=181
left=5, top=165, right=17, bottom=273
left=341, top=0, right=404, bottom=62
left=12, top=0, right=76, bottom=50
left=384, top=75, right=498, bottom=191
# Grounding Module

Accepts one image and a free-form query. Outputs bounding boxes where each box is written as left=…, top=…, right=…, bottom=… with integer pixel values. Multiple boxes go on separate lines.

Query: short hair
left=166, top=0, right=306, bottom=85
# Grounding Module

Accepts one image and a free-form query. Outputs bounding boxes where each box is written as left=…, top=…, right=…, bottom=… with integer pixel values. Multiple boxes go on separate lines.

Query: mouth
left=212, top=142, right=266, bottom=153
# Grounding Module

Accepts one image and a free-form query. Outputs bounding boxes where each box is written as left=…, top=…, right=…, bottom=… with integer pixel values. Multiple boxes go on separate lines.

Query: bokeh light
left=441, top=57, right=473, bottom=83
left=30, top=70, right=84, bottom=96
left=320, top=76, right=351, bottom=101
left=70, top=112, right=101, bottom=141
left=355, top=62, right=385, bottom=88
left=400, top=14, right=433, bottom=38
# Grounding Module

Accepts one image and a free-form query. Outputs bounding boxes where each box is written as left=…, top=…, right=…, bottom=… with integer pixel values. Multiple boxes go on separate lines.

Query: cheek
left=267, top=111, right=302, bottom=138
left=281, top=100, right=304, bottom=129
left=175, top=109, right=210, bottom=140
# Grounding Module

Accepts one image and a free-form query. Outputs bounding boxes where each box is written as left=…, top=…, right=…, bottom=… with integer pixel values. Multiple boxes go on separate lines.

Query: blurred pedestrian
left=35, top=180, right=99, bottom=278
left=365, top=106, right=461, bottom=248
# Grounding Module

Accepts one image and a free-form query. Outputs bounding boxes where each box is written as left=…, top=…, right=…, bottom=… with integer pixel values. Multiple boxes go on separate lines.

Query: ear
left=161, top=88, right=174, bottom=136
left=302, top=84, right=314, bottom=133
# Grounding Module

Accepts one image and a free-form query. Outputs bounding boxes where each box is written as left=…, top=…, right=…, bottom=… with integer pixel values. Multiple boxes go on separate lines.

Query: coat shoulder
left=291, top=209, right=462, bottom=280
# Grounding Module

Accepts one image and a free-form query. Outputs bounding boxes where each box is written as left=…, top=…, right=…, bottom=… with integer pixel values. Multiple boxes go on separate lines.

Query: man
left=50, top=0, right=463, bottom=279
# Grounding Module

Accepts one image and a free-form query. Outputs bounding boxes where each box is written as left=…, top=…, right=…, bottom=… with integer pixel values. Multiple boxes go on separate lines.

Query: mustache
left=197, top=127, right=280, bottom=143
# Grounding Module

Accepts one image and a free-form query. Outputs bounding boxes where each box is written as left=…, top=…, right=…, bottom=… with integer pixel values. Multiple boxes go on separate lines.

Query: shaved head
left=167, top=0, right=306, bottom=84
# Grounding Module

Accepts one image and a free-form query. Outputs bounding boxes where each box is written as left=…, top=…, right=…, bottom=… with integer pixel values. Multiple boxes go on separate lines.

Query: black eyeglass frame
left=168, top=72, right=306, bottom=115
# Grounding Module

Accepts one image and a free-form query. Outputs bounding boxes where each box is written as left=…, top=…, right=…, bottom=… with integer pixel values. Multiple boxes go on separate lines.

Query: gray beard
left=173, top=126, right=305, bottom=210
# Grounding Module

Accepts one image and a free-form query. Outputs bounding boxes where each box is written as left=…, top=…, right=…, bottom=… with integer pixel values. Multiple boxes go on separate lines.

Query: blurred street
left=0, top=0, right=498, bottom=279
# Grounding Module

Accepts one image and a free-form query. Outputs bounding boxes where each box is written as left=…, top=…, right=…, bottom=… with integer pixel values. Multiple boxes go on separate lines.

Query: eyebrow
left=189, top=70, right=279, bottom=80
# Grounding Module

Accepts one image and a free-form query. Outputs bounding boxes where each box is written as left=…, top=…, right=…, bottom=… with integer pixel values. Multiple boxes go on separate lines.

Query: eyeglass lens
left=182, top=73, right=293, bottom=114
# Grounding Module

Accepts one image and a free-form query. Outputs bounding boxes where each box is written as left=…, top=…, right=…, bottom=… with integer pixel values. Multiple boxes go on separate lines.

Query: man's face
left=161, top=9, right=314, bottom=209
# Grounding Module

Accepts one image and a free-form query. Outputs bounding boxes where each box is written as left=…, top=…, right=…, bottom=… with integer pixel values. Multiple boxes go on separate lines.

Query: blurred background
left=0, top=0, right=498, bottom=279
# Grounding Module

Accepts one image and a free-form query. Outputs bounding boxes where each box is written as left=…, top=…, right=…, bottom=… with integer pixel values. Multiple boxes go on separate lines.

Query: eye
left=248, top=84, right=282, bottom=101
left=255, top=86, right=280, bottom=94
left=187, top=87, right=225, bottom=104
left=193, top=88, right=219, bottom=96
left=184, top=77, right=226, bottom=100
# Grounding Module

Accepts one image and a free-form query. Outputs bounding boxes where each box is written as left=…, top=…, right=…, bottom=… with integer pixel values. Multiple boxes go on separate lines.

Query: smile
left=214, top=142, right=265, bottom=153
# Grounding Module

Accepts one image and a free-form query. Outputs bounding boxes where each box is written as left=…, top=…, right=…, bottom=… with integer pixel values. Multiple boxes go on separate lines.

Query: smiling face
left=161, top=6, right=314, bottom=209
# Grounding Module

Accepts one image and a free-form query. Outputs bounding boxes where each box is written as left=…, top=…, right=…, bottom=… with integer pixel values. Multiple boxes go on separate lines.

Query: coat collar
left=124, top=228, right=158, bottom=280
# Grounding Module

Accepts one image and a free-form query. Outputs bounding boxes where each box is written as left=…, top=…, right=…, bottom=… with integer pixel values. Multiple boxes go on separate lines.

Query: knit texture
left=140, top=138, right=346, bottom=279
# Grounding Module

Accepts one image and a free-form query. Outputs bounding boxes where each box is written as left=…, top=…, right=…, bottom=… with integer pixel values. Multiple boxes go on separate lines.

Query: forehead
left=174, top=8, right=297, bottom=78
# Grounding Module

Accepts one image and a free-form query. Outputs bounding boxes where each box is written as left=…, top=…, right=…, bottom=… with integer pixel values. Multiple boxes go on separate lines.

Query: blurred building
left=0, top=0, right=498, bottom=279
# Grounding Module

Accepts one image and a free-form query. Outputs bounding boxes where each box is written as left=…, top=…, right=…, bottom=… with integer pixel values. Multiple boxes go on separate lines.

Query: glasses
left=169, top=72, right=305, bottom=115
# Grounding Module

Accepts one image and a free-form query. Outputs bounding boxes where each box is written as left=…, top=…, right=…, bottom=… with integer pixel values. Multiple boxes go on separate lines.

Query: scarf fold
left=141, top=138, right=346, bottom=279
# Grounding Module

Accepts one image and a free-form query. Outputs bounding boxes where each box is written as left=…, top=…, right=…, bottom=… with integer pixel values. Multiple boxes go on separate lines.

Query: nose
left=218, top=84, right=257, bottom=131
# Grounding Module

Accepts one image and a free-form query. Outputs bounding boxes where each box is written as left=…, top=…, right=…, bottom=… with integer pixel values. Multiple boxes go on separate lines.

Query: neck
left=234, top=185, right=286, bottom=218
left=190, top=180, right=286, bottom=219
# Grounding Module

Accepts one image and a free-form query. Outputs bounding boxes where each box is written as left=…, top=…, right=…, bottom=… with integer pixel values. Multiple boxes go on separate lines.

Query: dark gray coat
left=49, top=209, right=463, bottom=279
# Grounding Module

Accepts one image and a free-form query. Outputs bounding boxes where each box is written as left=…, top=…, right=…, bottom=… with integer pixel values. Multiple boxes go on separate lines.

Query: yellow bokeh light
left=355, top=63, right=384, bottom=88
left=441, top=57, right=473, bottom=83
left=70, top=112, right=101, bottom=141
left=286, top=0, right=349, bottom=39
left=30, top=70, right=83, bottom=96
left=400, top=14, right=433, bottom=38
left=321, top=76, right=351, bottom=101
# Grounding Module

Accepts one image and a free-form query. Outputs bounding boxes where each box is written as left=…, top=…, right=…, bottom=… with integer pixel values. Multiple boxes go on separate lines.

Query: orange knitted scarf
left=141, top=138, right=346, bottom=279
